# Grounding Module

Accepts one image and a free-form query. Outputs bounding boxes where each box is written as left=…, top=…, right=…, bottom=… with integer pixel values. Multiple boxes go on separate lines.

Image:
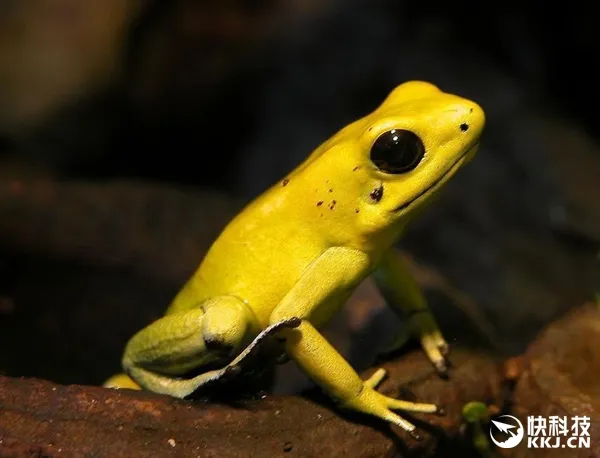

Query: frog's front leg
left=373, top=248, right=449, bottom=376
left=271, top=247, right=441, bottom=437
left=116, top=296, right=258, bottom=398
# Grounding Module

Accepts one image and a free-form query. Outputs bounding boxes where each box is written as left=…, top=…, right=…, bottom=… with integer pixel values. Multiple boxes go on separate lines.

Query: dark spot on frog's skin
left=353, top=166, right=360, bottom=172
left=370, top=185, right=384, bottom=203
left=316, top=201, right=323, bottom=207
left=469, top=107, right=473, bottom=113
left=460, top=123, right=469, bottom=132
left=329, top=200, right=337, bottom=210
left=329, top=189, right=333, bottom=193
left=282, top=179, right=289, bottom=186
left=355, top=208, right=359, bottom=213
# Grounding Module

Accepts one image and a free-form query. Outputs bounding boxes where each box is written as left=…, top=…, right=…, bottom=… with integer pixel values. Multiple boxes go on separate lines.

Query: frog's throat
left=392, top=141, right=479, bottom=213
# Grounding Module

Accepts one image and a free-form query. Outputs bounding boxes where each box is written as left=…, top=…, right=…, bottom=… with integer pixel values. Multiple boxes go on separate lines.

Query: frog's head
left=339, top=81, right=485, bottom=242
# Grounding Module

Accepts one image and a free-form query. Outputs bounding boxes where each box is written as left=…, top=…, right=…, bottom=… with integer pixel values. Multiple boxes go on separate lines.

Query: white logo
left=489, top=414, right=591, bottom=449
left=489, top=415, right=525, bottom=449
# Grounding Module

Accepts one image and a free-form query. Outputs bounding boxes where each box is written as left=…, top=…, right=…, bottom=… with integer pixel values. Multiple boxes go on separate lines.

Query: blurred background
left=0, top=0, right=598, bottom=394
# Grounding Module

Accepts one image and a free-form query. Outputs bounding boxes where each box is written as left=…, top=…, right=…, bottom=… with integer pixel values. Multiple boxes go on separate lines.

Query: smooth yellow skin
left=105, top=81, right=485, bottom=436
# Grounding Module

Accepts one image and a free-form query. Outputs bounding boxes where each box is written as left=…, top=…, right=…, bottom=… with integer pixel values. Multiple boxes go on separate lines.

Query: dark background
left=0, top=0, right=598, bottom=393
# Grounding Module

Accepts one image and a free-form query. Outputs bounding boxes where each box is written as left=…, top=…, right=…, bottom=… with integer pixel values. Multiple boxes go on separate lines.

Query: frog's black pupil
left=370, top=129, right=425, bottom=174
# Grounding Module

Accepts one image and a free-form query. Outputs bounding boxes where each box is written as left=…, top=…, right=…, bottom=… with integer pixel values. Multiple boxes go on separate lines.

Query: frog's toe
left=409, top=430, right=422, bottom=441
left=421, top=332, right=452, bottom=378
left=365, top=368, right=387, bottom=389
left=103, top=373, right=142, bottom=390
left=427, top=345, right=449, bottom=377
left=433, top=359, right=450, bottom=379
left=439, top=341, right=450, bottom=357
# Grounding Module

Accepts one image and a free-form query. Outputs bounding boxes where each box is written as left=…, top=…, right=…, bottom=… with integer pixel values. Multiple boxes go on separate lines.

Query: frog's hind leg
left=124, top=315, right=302, bottom=398
left=118, top=295, right=254, bottom=398
left=116, top=295, right=301, bottom=399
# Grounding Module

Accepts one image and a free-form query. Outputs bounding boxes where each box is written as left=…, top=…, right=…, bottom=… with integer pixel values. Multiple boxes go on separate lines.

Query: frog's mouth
left=393, top=141, right=479, bottom=213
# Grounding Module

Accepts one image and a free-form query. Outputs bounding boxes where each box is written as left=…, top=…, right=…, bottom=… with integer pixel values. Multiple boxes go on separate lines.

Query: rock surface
left=511, top=303, right=600, bottom=457
left=0, top=350, right=500, bottom=458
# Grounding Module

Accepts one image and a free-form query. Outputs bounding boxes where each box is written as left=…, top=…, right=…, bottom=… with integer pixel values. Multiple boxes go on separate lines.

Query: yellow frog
left=105, top=81, right=485, bottom=437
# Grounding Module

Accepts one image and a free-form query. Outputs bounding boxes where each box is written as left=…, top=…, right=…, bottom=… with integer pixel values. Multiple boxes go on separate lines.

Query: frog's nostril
left=460, top=123, right=469, bottom=132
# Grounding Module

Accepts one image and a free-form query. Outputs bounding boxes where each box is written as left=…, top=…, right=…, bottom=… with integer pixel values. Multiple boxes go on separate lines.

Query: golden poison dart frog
left=105, top=81, right=485, bottom=438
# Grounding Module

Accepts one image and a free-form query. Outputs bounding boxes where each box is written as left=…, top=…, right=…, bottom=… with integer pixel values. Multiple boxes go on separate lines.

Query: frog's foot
left=421, top=330, right=450, bottom=376
left=126, top=364, right=243, bottom=398
left=343, top=368, right=443, bottom=439
left=407, top=309, right=450, bottom=377
left=103, top=373, right=142, bottom=390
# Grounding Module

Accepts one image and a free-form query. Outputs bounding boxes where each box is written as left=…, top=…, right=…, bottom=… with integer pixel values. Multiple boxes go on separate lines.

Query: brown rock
left=0, top=349, right=501, bottom=458
left=511, top=303, right=600, bottom=457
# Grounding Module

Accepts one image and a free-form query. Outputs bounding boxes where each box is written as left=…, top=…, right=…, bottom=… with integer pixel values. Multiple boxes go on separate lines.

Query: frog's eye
left=370, top=129, right=425, bottom=174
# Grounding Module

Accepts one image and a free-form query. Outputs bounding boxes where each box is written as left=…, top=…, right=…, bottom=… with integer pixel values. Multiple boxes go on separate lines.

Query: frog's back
left=166, top=122, right=374, bottom=323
